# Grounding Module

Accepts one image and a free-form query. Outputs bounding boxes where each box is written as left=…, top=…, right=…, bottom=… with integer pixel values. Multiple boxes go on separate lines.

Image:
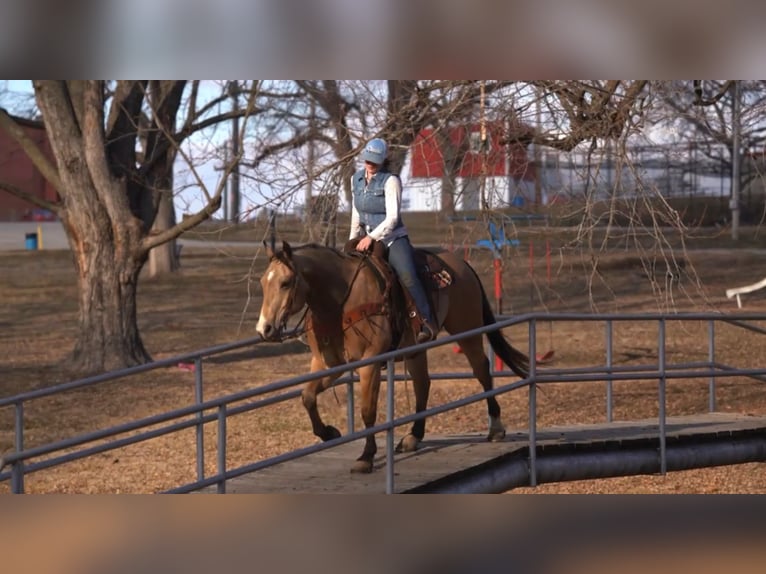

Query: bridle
left=270, top=248, right=384, bottom=343
left=269, top=255, right=309, bottom=341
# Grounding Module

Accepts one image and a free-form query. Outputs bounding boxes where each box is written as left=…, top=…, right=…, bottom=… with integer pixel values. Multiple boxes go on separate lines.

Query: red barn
left=0, top=115, right=58, bottom=221
left=410, top=120, right=537, bottom=182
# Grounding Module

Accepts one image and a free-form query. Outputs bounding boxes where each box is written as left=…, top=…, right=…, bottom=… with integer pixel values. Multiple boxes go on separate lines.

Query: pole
left=493, top=255, right=503, bottom=372
left=306, top=98, right=315, bottom=239
left=479, top=81, right=488, bottom=211
left=223, top=142, right=229, bottom=221
left=546, top=239, right=551, bottom=287
left=528, top=239, right=534, bottom=310
left=229, top=81, right=241, bottom=223
left=268, top=209, right=276, bottom=251
left=534, top=87, right=542, bottom=211
left=731, top=80, right=741, bottom=241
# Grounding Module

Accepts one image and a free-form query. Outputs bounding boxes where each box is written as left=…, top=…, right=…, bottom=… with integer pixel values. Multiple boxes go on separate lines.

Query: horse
left=255, top=241, right=529, bottom=474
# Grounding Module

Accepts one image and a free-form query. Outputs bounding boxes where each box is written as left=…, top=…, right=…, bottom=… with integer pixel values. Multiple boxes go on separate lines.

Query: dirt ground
left=2, top=233, right=766, bottom=493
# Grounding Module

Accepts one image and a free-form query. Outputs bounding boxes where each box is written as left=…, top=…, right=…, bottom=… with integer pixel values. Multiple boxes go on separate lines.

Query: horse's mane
left=290, top=243, right=349, bottom=261
left=293, top=242, right=341, bottom=253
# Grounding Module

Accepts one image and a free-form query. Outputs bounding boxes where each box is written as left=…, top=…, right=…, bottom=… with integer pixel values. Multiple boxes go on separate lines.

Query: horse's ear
left=263, top=240, right=275, bottom=259
left=282, top=241, right=292, bottom=259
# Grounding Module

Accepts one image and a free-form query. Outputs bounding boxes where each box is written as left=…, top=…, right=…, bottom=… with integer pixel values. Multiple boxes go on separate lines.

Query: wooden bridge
left=200, top=413, right=766, bottom=494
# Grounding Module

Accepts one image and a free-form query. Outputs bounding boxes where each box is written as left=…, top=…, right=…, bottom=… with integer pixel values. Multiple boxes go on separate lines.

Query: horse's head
left=256, top=240, right=308, bottom=341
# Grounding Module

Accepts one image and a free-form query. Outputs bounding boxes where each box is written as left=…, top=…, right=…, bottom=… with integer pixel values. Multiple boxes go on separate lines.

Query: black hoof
left=319, top=425, right=341, bottom=442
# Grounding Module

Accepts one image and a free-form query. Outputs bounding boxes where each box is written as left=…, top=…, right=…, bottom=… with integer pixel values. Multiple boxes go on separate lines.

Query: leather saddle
left=343, top=238, right=452, bottom=349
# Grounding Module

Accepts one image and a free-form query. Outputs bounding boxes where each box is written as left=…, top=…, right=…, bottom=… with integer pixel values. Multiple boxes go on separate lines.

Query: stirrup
left=416, top=323, right=436, bottom=344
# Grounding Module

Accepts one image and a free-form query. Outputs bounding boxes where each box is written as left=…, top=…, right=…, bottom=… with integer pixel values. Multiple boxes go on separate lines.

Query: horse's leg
left=458, top=334, right=506, bottom=441
left=301, top=356, right=343, bottom=442
left=396, top=353, right=431, bottom=453
left=351, top=362, right=382, bottom=474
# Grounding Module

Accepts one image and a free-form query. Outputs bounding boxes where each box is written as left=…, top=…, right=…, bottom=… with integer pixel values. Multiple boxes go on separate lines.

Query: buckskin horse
left=256, top=241, right=529, bottom=474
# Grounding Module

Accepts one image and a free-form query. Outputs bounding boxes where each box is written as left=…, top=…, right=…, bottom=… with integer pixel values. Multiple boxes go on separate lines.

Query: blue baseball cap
left=360, top=138, right=388, bottom=165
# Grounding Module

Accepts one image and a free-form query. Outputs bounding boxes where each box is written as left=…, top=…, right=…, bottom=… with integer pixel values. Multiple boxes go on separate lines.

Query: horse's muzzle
left=259, top=323, right=282, bottom=341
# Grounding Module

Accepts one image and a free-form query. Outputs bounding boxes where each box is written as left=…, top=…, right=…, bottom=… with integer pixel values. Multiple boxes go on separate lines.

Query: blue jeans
left=387, top=236, right=433, bottom=324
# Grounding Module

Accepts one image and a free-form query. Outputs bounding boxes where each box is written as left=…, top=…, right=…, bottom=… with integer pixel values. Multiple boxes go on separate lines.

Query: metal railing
left=2, top=312, right=766, bottom=494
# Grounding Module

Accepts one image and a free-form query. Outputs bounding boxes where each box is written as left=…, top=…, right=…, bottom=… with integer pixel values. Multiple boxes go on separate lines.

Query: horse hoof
left=487, top=428, right=506, bottom=442
left=320, top=425, right=341, bottom=442
left=396, top=434, right=420, bottom=453
left=350, top=459, right=373, bottom=474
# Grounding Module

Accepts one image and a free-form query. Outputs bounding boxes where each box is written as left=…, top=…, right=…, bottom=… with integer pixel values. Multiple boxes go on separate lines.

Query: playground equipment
left=476, top=220, right=520, bottom=251
left=726, top=277, right=766, bottom=308
left=454, top=227, right=555, bottom=366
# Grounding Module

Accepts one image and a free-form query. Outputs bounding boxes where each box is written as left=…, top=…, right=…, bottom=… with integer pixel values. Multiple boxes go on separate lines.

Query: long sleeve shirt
left=348, top=172, right=408, bottom=246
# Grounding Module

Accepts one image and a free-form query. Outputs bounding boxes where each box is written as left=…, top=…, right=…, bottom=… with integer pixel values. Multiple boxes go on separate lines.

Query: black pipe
left=405, top=434, right=766, bottom=494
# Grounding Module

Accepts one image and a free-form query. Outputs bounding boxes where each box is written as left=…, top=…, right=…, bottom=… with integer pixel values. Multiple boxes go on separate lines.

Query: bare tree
left=296, top=81, right=356, bottom=205
left=0, top=79, right=711, bottom=376
left=0, top=80, right=258, bottom=374
left=656, top=81, right=766, bottom=206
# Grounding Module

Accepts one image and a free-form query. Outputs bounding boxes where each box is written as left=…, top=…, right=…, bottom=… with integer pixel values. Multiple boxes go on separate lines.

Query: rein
left=302, top=252, right=389, bottom=342
left=340, top=255, right=368, bottom=308
left=283, top=305, right=310, bottom=341
left=338, top=252, right=390, bottom=334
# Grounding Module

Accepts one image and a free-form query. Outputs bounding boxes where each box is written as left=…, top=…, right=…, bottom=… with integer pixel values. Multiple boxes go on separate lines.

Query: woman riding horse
left=349, top=138, right=437, bottom=344
left=256, top=240, right=529, bottom=474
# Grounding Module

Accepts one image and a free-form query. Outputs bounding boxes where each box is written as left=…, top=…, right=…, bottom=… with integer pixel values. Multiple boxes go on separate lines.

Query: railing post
left=488, top=345, right=496, bottom=430
left=347, top=375, right=355, bottom=434
left=217, top=405, right=227, bottom=494
left=11, top=402, right=24, bottom=494
left=708, top=319, right=716, bottom=412
left=528, top=319, right=538, bottom=487
left=658, top=319, right=667, bottom=475
left=386, top=358, right=395, bottom=494
left=606, top=319, right=614, bottom=423
left=195, top=358, right=205, bottom=482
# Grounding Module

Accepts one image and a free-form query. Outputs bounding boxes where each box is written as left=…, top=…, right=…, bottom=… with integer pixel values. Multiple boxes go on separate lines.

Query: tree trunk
left=30, top=81, right=155, bottom=374
left=147, top=187, right=180, bottom=277
left=148, top=240, right=179, bottom=278
left=436, top=128, right=464, bottom=216
left=440, top=173, right=456, bottom=216
left=66, top=214, right=151, bottom=374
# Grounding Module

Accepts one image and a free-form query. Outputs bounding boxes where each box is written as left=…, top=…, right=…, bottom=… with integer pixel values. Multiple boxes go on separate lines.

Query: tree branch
left=140, top=195, right=222, bottom=252
left=105, top=80, right=147, bottom=177
left=693, top=80, right=734, bottom=106
left=138, top=107, right=262, bottom=176
left=0, top=106, right=63, bottom=191
left=82, top=81, right=131, bottom=222
left=0, top=181, right=59, bottom=211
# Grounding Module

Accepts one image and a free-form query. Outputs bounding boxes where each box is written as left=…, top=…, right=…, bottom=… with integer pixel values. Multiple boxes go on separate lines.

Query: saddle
left=343, top=238, right=452, bottom=349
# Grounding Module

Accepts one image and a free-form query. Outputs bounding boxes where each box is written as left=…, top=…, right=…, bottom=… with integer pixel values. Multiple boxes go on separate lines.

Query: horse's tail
left=466, top=262, right=530, bottom=379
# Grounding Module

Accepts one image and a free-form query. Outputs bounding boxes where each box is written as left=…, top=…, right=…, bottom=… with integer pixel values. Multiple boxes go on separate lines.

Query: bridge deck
left=200, top=413, right=766, bottom=494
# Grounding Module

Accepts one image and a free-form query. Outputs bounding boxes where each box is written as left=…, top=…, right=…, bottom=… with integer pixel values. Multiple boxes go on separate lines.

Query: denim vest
left=351, top=169, right=404, bottom=232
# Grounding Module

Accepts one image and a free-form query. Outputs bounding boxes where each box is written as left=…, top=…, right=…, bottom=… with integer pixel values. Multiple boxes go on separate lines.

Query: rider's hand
left=356, top=236, right=373, bottom=252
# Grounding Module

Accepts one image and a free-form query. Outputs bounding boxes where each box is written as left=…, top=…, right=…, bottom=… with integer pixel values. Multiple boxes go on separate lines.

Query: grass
left=185, top=207, right=766, bottom=255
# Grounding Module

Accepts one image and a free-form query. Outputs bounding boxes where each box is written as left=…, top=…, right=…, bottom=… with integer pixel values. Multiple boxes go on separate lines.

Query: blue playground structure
left=476, top=220, right=520, bottom=254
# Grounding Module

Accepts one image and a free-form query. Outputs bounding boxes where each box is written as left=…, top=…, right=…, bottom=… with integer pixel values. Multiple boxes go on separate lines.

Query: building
left=0, top=114, right=58, bottom=221
left=406, top=120, right=541, bottom=211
